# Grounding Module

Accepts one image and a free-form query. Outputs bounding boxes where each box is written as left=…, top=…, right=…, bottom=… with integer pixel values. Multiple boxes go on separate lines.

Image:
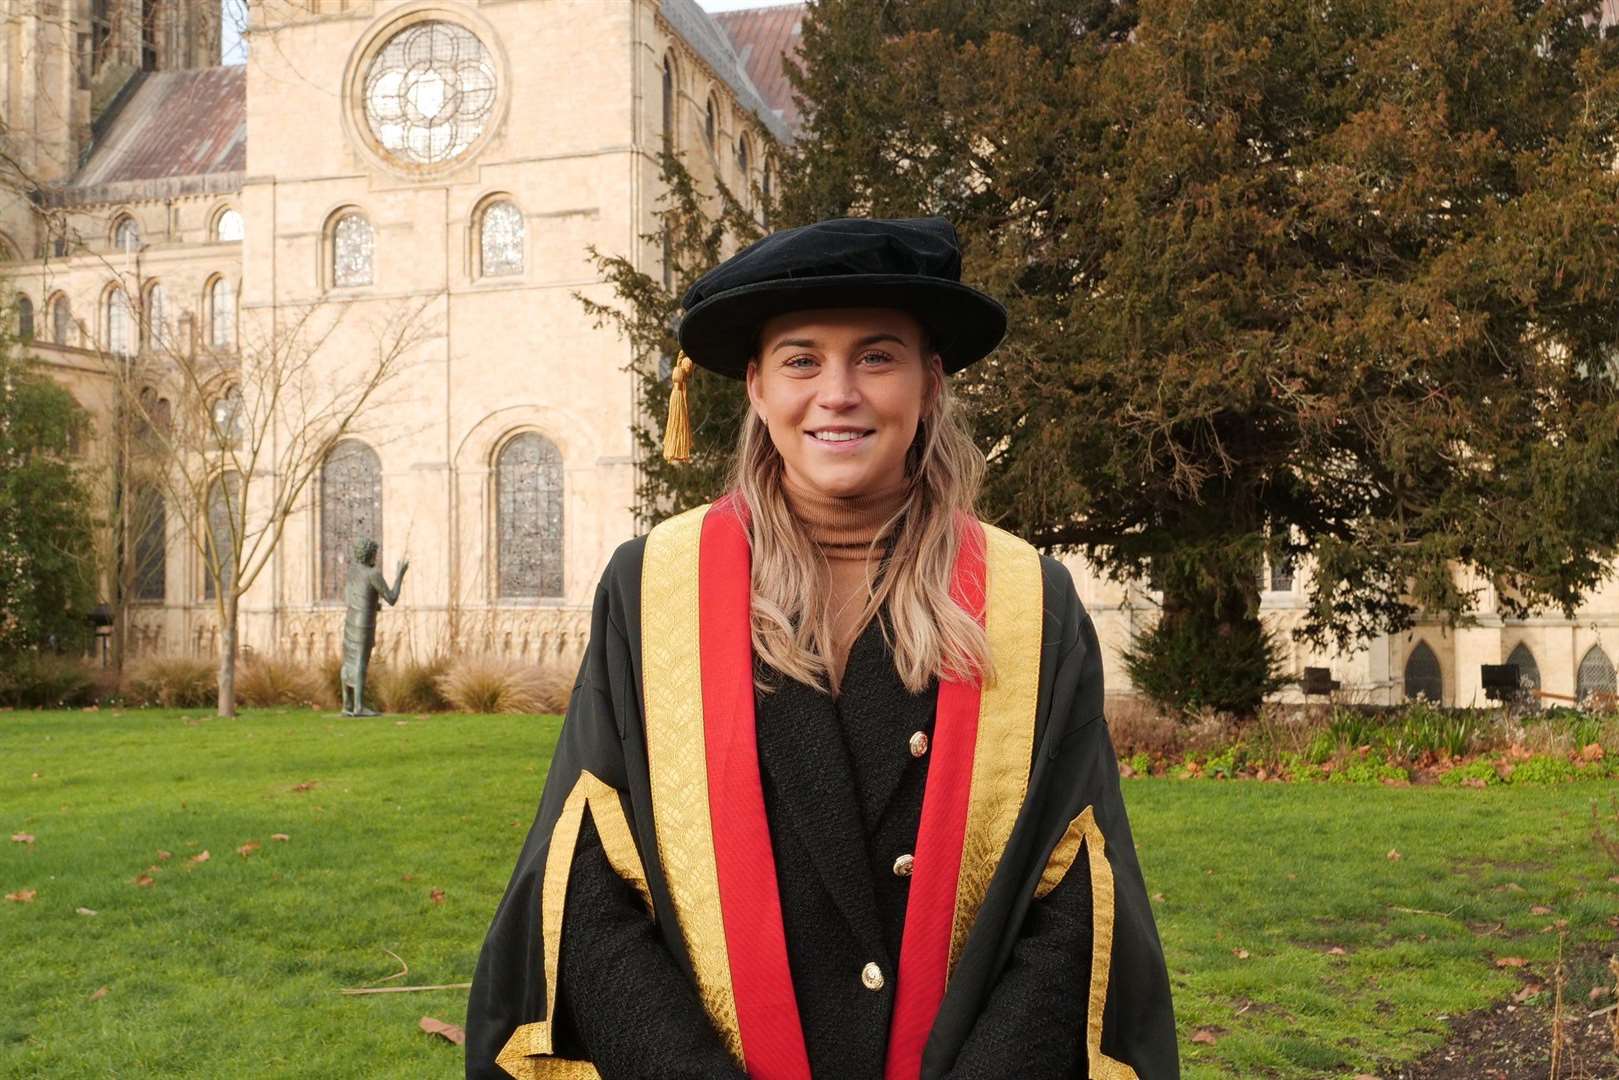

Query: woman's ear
left=925, top=355, right=945, bottom=413
left=745, top=359, right=764, bottom=417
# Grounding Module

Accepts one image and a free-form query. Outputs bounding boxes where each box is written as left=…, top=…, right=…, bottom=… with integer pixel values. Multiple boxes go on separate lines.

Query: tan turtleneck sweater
left=781, top=470, right=909, bottom=677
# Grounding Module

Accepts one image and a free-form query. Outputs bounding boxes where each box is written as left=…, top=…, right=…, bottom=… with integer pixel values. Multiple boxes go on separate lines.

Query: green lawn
left=1, top=708, right=1615, bottom=1079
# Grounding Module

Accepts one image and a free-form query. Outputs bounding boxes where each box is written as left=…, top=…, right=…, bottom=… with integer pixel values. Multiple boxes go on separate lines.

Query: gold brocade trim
left=639, top=504, right=745, bottom=1063
left=947, top=524, right=1043, bottom=972
left=1071, top=806, right=1141, bottom=1080
left=1033, top=813, right=1085, bottom=901
left=494, top=771, right=648, bottom=1080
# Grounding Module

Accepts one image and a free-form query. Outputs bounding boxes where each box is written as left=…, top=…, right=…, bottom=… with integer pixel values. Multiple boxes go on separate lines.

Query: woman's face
left=746, top=306, right=938, bottom=499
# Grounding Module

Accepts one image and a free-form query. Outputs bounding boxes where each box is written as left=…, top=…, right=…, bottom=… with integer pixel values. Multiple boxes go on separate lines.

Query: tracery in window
left=209, top=276, right=236, bottom=349
left=203, top=473, right=241, bottom=599
left=363, top=21, right=496, bottom=166
left=1577, top=645, right=1616, bottom=703
left=212, top=385, right=243, bottom=445
left=215, top=208, right=244, bottom=242
left=50, top=294, right=73, bottom=344
left=1403, top=640, right=1442, bottom=702
left=1268, top=554, right=1294, bottom=592
left=15, top=295, right=33, bottom=342
left=480, top=200, right=524, bottom=277
left=114, top=216, right=140, bottom=253
left=320, top=439, right=383, bottom=601
left=333, top=212, right=374, bottom=287
left=145, top=283, right=168, bottom=352
left=496, top=432, right=564, bottom=598
left=134, top=487, right=166, bottom=602
left=1505, top=643, right=1541, bottom=699
left=105, top=287, right=133, bottom=356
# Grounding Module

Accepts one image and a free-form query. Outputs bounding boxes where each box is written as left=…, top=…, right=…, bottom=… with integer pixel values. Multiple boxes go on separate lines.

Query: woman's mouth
left=807, top=428, right=876, bottom=450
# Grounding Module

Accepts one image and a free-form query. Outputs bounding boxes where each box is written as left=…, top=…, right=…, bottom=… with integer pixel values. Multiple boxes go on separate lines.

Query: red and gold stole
left=640, top=496, right=1045, bottom=1080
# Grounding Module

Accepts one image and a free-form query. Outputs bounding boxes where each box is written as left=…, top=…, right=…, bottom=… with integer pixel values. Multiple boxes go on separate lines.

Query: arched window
left=1403, top=640, right=1442, bottom=702
left=1576, top=645, right=1616, bottom=703
left=144, top=282, right=168, bottom=352
left=661, top=56, right=676, bottom=152
left=50, top=294, right=73, bottom=345
left=332, top=211, right=374, bottom=287
left=203, top=473, right=241, bottom=600
left=134, top=487, right=166, bottom=602
left=208, top=276, right=236, bottom=349
left=14, top=294, right=33, bottom=342
left=105, top=286, right=133, bottom=356
left=496, top=432, right=564, bottom=598
left=704, top=94, right=717, bottom=152
left=479, top=199, right=524, bottom=277
left=1268, top=554, right=1295, bottom=592
left=320, top=439, right=383, bottom=601
left=214, top=208, right=244, bottom=242
left=1505, top=642, right=1541, bottom=701
left=211, top=384, right=243, bottom=445
left=113, top=216, right=140, bottom=253
left=736, top=134, right=751, bottom=205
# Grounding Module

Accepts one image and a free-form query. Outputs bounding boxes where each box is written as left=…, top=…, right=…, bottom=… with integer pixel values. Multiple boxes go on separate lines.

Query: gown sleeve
left=464, top=545, right=746, bottom=1080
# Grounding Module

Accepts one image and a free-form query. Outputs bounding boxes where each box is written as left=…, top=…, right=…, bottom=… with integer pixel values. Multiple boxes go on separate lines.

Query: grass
left=2, top=708, right=1615, bottom=1079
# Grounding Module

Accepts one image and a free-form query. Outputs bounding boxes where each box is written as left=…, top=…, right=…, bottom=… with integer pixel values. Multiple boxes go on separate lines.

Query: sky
left=219, top=0, right=787, bottom=66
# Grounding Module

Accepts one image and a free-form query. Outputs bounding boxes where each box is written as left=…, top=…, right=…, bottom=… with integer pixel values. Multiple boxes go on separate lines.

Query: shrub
left=1105, top=698, right=1185, bottom=759
left=1438, top=759, right=1503, bottom=787
left=435, top=655, right=575, bottom=715
left=0, top=652, right=98, bottom=708
left=1123, top=609, right=1285, bottom=717
left=236, top=654, right=330, bottom=709
left=1509, top=755, right=1577, bottom=785
left=376, top=655, right=452, bottom=714
left=1205, top=745, right=1242, bottom=779
left=124, top=655, right=217, bottom=708
left=1126, top=751, right=1152, bottom=777
left=1330, top=759, right=1409, bottom=785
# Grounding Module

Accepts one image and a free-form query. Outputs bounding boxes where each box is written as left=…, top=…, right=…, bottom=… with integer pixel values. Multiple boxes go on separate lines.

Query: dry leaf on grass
left=5, top=888, right=36, bottom=903
left=1530, top=905, right=1554, bottom=915
left=1189, top=1028, right=1219, bottom=1045
left=237, top=841, right=260, bottom=858
left=1327, top=946, right=1348, bottom=956
left=419, top=1016, right=465, bottom=1046
left=132, top=874, right=154, bottom=887
left=10, top=833, right=34, bottom=844
left=1232, top=947, right=1250, bottom=959
left=429, top=888, right=446, bottom=906
left=190, top=850, right=210, bottom=864
left=88, top=986, right=108, bottom=1001
left=270, top=834, right=289, bottom=842
left=76, top=907, right=96, bottom=916
left=1386, top=848, right=1402, bottom=861
left=1495, top=956, right=1528, bottom=968
left=156, top=850, right=172, bottom=861
left=292, top=781, right=319, bottom=793
left=1512, top=983, right=1543, bottom=1003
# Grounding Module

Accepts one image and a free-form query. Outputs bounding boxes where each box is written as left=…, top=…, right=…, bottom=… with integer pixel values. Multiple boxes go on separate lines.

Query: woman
left=466, top=217, right=1179, bottom=1080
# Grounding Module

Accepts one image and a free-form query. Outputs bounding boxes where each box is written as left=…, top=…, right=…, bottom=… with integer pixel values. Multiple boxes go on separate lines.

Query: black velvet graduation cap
left=676, top=216, right=1008, bottom=379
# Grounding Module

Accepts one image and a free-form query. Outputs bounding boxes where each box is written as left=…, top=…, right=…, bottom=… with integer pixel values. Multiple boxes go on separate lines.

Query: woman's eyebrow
left=769, top=333, right=908, bottom=353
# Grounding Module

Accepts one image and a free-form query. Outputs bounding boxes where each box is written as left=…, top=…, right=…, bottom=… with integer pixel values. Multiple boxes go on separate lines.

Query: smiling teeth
left=813, top=431, right=867, bottom=442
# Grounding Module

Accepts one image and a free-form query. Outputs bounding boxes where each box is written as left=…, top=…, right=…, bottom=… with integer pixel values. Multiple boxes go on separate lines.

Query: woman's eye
left=784, top=355, right=817, bottom=369
left=860, top=351, right=896, bottom=366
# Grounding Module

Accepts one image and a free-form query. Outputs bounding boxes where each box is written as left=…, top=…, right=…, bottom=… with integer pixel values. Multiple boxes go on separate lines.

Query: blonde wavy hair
left=731, top=350, right=994, bottom=696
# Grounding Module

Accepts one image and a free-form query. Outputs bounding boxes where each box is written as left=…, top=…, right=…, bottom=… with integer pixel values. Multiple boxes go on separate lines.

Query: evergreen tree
left=776, top=0, right=1619, bottom=712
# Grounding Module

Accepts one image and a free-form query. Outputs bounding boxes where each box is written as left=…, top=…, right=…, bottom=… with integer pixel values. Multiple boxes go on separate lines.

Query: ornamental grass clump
left=0, top=652, right=97, bottom=708
left=124, top=655, right=217, bottom=708
left=376, top=655, right=452, bottom=714
left=235, top=654, right=331, bottom=709
left=434, top=655, right=574, bottom=715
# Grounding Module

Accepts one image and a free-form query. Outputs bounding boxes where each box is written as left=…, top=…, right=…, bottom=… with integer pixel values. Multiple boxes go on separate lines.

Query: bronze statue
left=340, top=536, right=407, bottom=716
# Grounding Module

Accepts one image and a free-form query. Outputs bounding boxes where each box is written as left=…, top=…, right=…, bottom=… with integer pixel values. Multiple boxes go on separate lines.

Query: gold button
left=908, top=731, right=929, bottom=758
left=892, top=853, right=914, bottom=877
left=861, top=962, right=885, bottom=991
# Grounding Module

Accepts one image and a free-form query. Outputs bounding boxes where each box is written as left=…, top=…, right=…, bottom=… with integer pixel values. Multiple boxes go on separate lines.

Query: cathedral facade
left=4, top=0, right=1617, bottom=709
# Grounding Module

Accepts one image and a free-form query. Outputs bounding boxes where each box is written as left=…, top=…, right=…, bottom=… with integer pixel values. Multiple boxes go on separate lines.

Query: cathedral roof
left=713, top=2, right=805, bottom=137
left=661, top=0, right=792, bottom=143
left=60, top=66, right=245, bottom=206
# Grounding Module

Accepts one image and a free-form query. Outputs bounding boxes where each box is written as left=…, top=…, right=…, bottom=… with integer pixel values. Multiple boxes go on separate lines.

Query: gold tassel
left=662, top=352, right=696, bottom=463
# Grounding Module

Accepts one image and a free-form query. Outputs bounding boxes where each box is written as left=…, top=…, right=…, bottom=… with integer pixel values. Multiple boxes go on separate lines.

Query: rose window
left=363, top=21, right=496, bottom=166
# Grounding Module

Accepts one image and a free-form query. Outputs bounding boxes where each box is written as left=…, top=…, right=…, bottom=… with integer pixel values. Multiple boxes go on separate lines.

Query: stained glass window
left=1576, top=645, right=1616, bottom=703
left=203, top=473, right=241, bottom=599
left=320, top=440, right=383, bottom=601
left=15, top=295, right=32, bottom=341
left=209, top=277, right=235, bottom=349
left=333, top=213, right=374, bottom=287
left=480, top=200, right=524, bottom=276
left=51, top=295, right=72, bottom=344
left=146, top=283, right=167, bottom=352
left=134, top=487, right=166, bottom=602
left=363, top=21, right=496, bottom=166
left=1403, top=640, right=1442, bottom=702
left=114, top=217, right=140, bottom=253
left=106, top=287, right=132, bottom=356
left=497, top=432, right=564, bottom=598
left=215, top=208, right=244, bottom=242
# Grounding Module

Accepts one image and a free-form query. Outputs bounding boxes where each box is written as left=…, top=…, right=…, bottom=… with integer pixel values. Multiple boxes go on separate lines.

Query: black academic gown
left=465, top=535, right=1180, bottom=1080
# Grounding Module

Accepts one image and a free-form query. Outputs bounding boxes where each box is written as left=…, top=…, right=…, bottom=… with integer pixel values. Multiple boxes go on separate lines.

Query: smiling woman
left=467, top=218, right=1180, bottom=1080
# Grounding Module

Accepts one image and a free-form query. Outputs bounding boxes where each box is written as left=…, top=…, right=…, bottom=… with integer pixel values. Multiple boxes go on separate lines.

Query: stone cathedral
left=5, top=0, right=1619, bottom=709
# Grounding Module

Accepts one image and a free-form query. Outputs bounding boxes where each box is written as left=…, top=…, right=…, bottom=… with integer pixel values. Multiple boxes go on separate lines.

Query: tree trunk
left=218, top=590, right=239, bottom=718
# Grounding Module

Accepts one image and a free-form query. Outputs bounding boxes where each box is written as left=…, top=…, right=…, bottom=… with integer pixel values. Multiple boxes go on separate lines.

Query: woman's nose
left=816, top=363, right=861, bottom=408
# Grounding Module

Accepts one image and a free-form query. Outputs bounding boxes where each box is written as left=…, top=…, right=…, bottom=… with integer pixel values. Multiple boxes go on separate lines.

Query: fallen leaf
left=1151, top=892, right=1166, bottom=902
left=1386, top=849, right=1402, bottom=861
left=1497, top=882, right=1525, bottom=893
left=132, top=875, right=154, bottom=887
left=5, top=888, right=36, bottom=903
left=76, top=907, right=97, bottom=916
left=1232, top=947, right=1250, bottom=959
left=1352, top=1075, right=1381, bottom=1080
left=270, top=834, right=289, bottom=842
left=1327, top=946, right=1348, bottom=956
left=31, top=771, right=41, bottom=779
left=156, top=850, right=172, bottom=861
left=1495, top=956, right=1527, bottom=968
left=1190, top=1028, right=1219, bottom=1045
left=1581, top=742, right=1605, bottom=762
left=402, top=873, right=415, bottom=882
left=429, top=888, right=446, bottom=906
left=419, top=1016, right=465, bottom=1046
left=292, top=781, right=318, bottom=793
left=88, top=986, right=108, bottom=1001
left=1511, top=983, right=1543, bottom=1003
left=1588, top=985, right=1610, bottom=1001
left=190, top=850, right=210, bottom=864
left=10, top=833, right=34, bottom=844
left=1530, top=905, right=1553, bottom=915
left=237, top=841, right=260, bottom=858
